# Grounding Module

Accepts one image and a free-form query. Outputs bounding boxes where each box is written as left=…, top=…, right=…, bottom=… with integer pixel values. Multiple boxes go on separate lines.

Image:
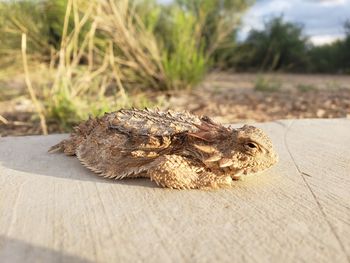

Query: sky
left=159, top=0, right=350, bottom=45
left=239, top=0, right=350, bottom=45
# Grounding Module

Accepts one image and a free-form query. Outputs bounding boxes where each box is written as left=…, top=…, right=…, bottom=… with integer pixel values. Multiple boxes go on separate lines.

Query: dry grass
left=21, top=33, right=48, bottom=135
left=93, top=0, right=166, bottom=90
left=12, top=0, right=206, bottom=130
left=21, top=0, right=164, bottom=130
left=0, top=115, right=8, bottom=125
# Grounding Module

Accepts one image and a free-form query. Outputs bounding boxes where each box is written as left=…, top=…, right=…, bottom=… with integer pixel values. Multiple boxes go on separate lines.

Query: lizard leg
left=148, top=155, right=232, bottom=189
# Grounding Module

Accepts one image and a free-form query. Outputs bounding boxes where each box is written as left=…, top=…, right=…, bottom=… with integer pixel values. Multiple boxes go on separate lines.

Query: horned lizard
left=50, top=108, right=278, bottom=189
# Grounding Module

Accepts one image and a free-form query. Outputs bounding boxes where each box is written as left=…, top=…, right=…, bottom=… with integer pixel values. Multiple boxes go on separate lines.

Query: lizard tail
left=48, top=143, right=62, bottom=153
left=48, top=141, right=65, bottom=153
left=48, top=138, right=78, bottom=156
left=48, top=115, right=102, bottom=155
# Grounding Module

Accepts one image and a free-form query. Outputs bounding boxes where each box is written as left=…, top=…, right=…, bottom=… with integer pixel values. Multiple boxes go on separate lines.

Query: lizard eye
left=245, top=142, right=258, bottom=149
left=247, top=142, right=257, bottom=148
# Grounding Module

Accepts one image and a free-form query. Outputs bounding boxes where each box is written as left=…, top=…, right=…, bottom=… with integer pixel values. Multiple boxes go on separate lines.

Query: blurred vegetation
left=307, top=22, right=350, bottom=73
left=221, top=16, right=350, bottom=73
left=254, top=75, right=281, bottom=92
left=227, top=17, right=309, bottom=72
left=0, top=0, right=349, bottom=133
left=0, top=0, right=251, bottom=131
left=296, top=84, right=315, bottom=93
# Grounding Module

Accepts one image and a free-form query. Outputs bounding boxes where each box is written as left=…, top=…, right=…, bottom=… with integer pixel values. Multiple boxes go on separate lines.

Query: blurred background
left=0, top=0, right=349, bottom=136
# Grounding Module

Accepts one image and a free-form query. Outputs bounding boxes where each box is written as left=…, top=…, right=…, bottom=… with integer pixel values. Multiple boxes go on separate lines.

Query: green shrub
left=0, top=0, right=68, bottom=65
left=325, top=81, right=342, bottom=90
left=296, top=84, right=315, bottom=92
left=235, top=17, right=310, bottom=72
left=307, top=21, right=350, bottom=74
left=159, top=6, right=207, bottom=90
left=254, top=75, right=281, bottom=92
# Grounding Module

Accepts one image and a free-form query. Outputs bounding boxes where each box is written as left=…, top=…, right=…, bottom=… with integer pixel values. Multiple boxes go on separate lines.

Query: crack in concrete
left=283, top=120, right=350, bottom=263
left=301, top=171, right=312, bottom=177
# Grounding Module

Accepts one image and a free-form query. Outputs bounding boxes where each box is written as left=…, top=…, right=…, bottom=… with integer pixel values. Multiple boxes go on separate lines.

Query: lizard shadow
left=0, top=235, right=92, bottom=263
left=0, top=134, right=158, bottom=188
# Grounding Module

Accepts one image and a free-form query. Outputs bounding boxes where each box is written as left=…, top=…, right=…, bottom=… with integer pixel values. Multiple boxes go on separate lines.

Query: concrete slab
left=0, top=119, right=349, bottom=263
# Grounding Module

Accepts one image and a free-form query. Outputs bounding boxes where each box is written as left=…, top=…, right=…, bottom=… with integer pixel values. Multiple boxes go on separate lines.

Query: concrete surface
left=0, top=119, right=349, bottom=263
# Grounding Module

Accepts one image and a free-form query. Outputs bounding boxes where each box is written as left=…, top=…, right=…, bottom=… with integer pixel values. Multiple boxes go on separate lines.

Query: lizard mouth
left=229, top=162, right=275, bottom=180
left=231, top=169, right=244, bottom=180
left=216, top=167, right=244, bottom=180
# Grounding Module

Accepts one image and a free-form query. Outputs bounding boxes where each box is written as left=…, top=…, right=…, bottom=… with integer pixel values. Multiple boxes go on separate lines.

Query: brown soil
left=1, top=73, right=350, bottom=136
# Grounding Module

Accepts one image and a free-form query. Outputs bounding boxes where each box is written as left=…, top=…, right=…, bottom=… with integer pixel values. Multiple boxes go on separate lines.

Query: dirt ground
left=1, top=73, right=350, bottom=136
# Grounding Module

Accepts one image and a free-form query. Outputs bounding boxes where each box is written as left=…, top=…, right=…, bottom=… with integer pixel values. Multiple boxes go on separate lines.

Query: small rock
left=316, top=109, right=326, bottom=117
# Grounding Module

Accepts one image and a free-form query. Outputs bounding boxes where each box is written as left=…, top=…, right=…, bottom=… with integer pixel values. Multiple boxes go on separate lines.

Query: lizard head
left=226, top=125, right=278, bottom=178
left=191, top=123, right=278, bottom=179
